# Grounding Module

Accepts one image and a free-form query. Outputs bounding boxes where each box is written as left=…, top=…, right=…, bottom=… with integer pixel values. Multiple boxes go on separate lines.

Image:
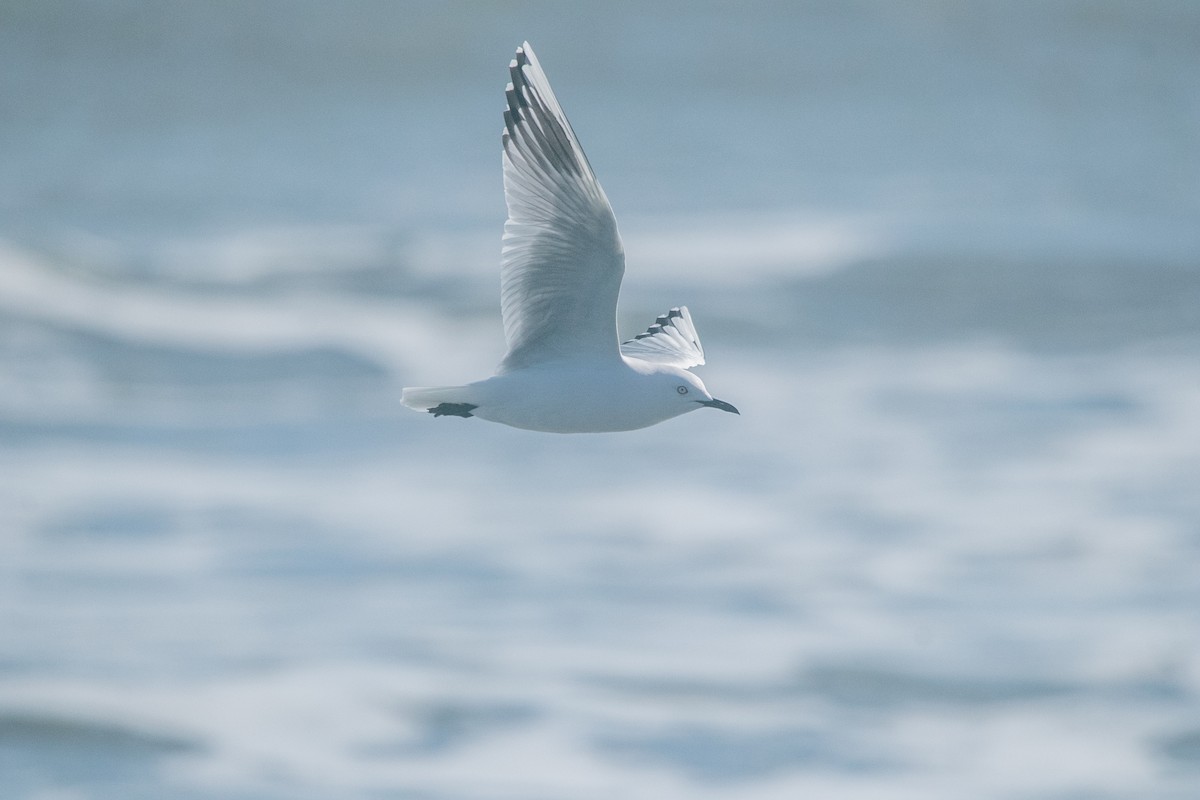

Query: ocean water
left=2, top=2, right=1200, bottom=798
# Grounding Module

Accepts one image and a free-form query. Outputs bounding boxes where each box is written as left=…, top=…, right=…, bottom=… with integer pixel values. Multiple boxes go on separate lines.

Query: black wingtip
left=505, top=82, right=521, bottom=119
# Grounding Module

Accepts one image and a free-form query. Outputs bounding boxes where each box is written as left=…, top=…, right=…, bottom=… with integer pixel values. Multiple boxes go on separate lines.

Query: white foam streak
left=623, top=211, right=885, bottom=283
left=0, top=241, right=443, bottom=373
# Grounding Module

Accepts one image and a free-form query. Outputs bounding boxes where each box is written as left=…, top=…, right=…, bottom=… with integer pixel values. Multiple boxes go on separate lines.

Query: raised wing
left=498, top=42, right=625, bottom=372
left=620, top=306, right=706, bottom=369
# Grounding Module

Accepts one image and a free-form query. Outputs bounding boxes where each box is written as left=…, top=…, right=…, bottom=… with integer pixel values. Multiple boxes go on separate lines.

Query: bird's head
left=654, top=367, right=739, bottom=417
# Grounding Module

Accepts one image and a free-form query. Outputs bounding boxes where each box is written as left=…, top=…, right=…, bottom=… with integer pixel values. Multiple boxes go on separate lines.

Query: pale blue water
left=2, top=2, right=1200, bottom=798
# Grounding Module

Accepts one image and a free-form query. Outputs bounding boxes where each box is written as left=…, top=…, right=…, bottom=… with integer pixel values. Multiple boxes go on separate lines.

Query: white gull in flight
left=401, top=42, right=738, bottom=433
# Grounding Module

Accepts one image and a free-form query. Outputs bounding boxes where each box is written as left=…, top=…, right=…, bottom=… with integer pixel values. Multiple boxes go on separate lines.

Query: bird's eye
left=676, top=385, right=689, bottom=395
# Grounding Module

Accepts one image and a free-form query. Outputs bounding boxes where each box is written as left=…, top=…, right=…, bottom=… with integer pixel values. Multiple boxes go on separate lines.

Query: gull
left=401, top=42, right=738, bottom=433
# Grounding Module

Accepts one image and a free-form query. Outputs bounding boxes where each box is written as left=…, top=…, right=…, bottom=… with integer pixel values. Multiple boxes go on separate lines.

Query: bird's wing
left=620, top=306, right=706, bottom=369
left=497, top=42, right=626, bottom=373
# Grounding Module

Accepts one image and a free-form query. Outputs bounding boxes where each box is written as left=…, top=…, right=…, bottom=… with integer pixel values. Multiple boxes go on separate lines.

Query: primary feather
left=620, top=306, right=706, bottom=369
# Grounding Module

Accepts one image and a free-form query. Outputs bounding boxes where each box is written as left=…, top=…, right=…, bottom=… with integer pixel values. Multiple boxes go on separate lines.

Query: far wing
left=498, top=42, right=625, bottom=372
left=620, top=306, right=706, bottom=369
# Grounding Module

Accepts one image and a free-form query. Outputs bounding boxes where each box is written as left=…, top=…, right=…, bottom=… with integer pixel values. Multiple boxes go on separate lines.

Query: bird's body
left=402, top=43, right=737, bottom=433
left=405, top=357, right=724, bottom=434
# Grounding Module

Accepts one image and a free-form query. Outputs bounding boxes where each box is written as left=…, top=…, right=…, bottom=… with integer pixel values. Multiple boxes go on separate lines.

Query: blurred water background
left=2, top=2, right=1200, bottom=798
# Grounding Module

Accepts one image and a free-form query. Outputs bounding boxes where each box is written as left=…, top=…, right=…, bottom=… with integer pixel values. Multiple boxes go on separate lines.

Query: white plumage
left=401, top=42, right=737, bottom=433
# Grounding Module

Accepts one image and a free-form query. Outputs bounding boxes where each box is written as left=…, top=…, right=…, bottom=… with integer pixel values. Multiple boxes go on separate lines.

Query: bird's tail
left=400, top=385, right=473, bottom=412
